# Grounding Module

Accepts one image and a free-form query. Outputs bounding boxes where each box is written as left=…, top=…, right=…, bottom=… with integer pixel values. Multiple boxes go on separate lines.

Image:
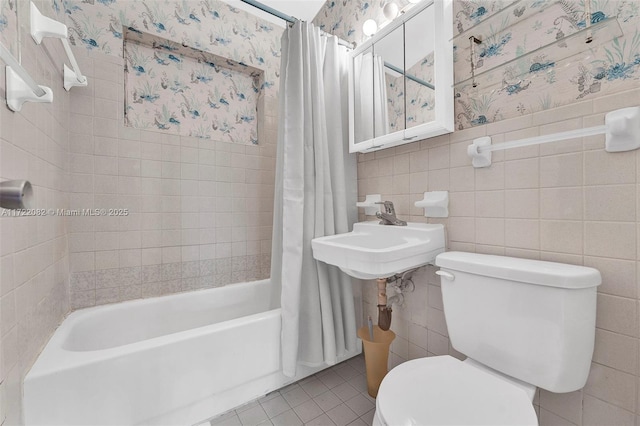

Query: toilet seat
left=374, top=356, right=538, bottom=426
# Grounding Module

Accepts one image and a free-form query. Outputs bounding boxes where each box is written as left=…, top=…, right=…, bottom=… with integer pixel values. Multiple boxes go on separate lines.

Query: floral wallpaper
left=313, top=0, right=640, bottom=130
left=385, top=72, right=405, bottom=132
left=53, top=0, right=282, bottom=142
left=313, top=0, right=411, bottom=48
left=124, top=30, right=262, bottom=143
left=0, top=0, right=17, bottom=56
left=406, top=54, right=435, bottom=128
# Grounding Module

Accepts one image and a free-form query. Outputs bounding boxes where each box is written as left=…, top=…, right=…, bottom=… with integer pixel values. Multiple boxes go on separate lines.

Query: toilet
left=373, top=251, right=601, bottom=426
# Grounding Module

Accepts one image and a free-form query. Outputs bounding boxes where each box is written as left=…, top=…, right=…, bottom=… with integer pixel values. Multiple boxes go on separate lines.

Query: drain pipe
left=377, top=268, right=421, bottom=330
left=377, top=278, right=392, bottom=331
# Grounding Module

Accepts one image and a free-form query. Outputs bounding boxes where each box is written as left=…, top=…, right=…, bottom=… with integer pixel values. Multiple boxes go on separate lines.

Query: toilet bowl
left=373, top=356, right=537, bottom=426
left=372, top=252, right=601, bottom=426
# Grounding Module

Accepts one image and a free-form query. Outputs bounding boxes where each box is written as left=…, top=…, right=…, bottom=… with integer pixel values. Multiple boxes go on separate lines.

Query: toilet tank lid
left=435, top=252, right=601, bottom=289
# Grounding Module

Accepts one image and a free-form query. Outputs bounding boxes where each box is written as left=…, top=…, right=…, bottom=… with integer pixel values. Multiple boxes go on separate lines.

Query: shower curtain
left=270, top=21, right=358, bottom=377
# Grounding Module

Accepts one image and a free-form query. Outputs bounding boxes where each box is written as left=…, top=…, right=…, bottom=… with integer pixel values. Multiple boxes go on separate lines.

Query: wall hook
left=30, top=2, right=88, bottom=91
left=415, top=191, right=449, bottom=217
left=357, top=194, right=382, bottom=216
left=5, top=66, right=53, bottom=112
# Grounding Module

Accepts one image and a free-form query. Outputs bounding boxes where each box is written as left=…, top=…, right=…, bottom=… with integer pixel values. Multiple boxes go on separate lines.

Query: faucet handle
left=375, top=201, right=395, bottom=214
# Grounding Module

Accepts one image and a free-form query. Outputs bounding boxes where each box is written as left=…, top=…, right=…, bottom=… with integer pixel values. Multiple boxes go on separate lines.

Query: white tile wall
left=0, top=2, right=71, bottom=422
left=66, top=50, right=276, bottom=310
left=358, top=91, right=640, bottom=425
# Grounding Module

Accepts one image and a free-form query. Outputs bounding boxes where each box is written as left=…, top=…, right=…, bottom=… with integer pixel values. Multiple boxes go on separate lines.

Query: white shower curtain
left=270, top=22, right=358, bottom=377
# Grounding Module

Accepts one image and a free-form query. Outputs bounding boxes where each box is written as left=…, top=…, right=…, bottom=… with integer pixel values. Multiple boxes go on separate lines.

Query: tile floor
left=205, top=355, right=376, bottom=426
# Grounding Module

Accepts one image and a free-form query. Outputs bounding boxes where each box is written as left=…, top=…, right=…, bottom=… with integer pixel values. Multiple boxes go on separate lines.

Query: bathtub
left=24, top=279, right=361, bottom=425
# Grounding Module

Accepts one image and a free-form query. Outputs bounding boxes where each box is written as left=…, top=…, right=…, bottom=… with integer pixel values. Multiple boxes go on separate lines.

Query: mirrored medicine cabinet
left=349, top=0, right=454, bottom=153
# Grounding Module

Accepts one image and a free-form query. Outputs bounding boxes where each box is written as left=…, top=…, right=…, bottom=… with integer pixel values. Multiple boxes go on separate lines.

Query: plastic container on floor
left=357, top=325, right=396, bottom=398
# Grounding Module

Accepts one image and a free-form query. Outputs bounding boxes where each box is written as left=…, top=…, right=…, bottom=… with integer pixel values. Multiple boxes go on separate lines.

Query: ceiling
left=222, top=0, right=327, bottom=28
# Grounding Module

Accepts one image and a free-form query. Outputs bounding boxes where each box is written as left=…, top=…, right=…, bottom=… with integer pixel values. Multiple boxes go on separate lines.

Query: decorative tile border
left=70, top=255, right=271, bottom=310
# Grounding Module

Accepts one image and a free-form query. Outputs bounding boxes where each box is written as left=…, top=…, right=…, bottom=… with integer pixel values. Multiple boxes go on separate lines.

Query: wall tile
left=533, top=101, right=593, bottom=127
left=540, top=187, right=583, bottom=221
left=539, top=390, right=583, bottom=426
left=585, top=150, right=636, bottom=186
left=539, top=408, right=579, bottom=426
left=505, top=189, right=539, bottom=219
left=584, top=222, right=636, bottom=260
left=428, top=145, right=449, bottom=170
left=596, top=294, right=638, bottom=338
left=584, top=257, right=636, bottom=299
left=70, top=252, right=95, bottom=272
left=96, top=287, right=120, bottom=305
left=593, top=329, right=638, bottom=375
left=584, top=363, right=637, bottom=413
left=505, top=219, right=539, bottom=250
left=540, top=221, right=583, bottom=255
left=0, top=292, right=16, bottom=339
left=447, top=217, right=475, bottom=244
left=428, top=169, right=449, bottom=191
left=475, top=191, right=504, bottom=218
left=538, top=118, right=584, bottom=156
left=539, top=153, right=583, bottom=188
left=95, top=251, right=119, bottom=270
left=450, top=141, right=471, bottom=168
left=582, top=395, right=635, bottom=426
left=486, top=115, right=533, bottom=136
left=585, top=185, right=636, bottom=222
left=409, top=172, right=429, bottom=195
left=593, top=89, right=640, bottom=114
left=427, top=330, right=449, bottom=356
left=392, top=174, right=410, bottom=195
left=449, top=166, right=475, bottom=192
left=475, top=162, right=504, bottom=191
left=71, top=290, right=95, bottom=310
left=449, top=192, right=475, bottom=218
left=409, top=150, right=429, bottom=173
left=426, top=308, right=448, bottom=337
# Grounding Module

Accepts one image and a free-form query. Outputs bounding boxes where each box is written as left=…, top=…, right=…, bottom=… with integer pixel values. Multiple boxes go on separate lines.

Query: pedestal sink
left=311, top=221, right=446, bottom=280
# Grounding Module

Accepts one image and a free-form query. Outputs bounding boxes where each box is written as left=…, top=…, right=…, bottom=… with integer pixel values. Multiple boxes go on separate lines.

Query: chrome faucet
left=375, top=201, right=407, bottom=226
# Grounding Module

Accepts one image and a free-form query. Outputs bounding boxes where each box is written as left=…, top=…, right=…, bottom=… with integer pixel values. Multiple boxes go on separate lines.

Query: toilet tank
left=435, top=252, right=601, bottom=393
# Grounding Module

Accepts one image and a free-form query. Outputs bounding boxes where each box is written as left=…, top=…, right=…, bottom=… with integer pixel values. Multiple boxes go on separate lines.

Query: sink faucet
left=375, top=201, right=407, bottom=226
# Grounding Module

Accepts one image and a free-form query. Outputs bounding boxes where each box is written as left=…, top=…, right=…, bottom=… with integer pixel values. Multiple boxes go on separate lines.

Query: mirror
left=353, top=47, right=375, bottom=144
left=374, top=25, right=405, bottom=136
left=349, top=0, right=453, bottom=153
left=405, top=4, right=435, bottom=129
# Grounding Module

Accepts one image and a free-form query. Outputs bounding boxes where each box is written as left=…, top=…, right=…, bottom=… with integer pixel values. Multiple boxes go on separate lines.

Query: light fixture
left=362, top=19, right=378, bottom=36
left=383, top=2, right=399, bottom=20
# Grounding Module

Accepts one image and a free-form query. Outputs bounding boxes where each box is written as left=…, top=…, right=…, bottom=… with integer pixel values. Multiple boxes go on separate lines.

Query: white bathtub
left=24, top=279, right=361, bottom=425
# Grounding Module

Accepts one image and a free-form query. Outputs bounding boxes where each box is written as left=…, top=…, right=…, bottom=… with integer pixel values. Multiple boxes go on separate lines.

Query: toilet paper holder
left=0, top=180, right=33, bottom=210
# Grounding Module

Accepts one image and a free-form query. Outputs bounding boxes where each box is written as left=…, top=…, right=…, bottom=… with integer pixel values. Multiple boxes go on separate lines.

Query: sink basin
left=311, top=221, right=445, bottom=280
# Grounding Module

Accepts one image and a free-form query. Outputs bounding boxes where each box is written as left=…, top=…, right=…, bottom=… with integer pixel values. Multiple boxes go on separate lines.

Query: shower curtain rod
left=240, top=0, right=295, bottom=23
left=239, top=0, right=355, bottom=48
